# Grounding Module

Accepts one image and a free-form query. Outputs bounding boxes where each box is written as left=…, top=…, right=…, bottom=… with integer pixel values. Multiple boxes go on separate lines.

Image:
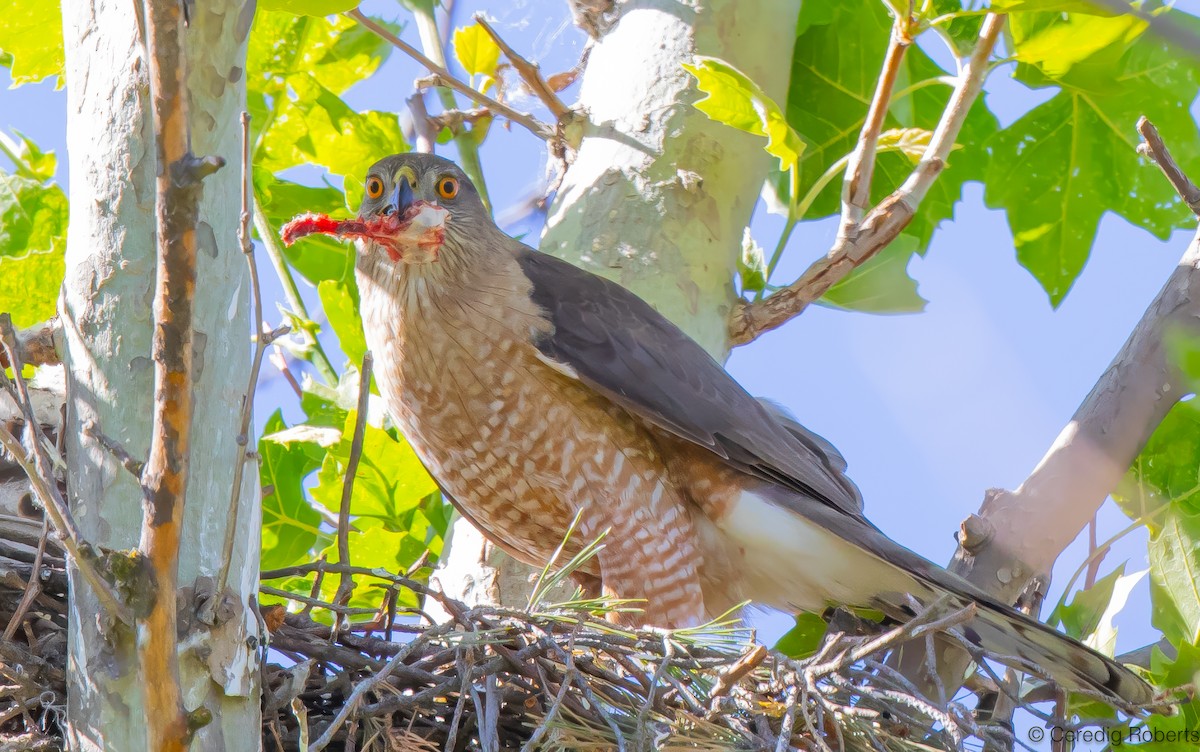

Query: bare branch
left=838, top=12, right=913, bottom=236
left=473, top=14, right=573, bottom=122
left=931, top=122, right=1200, bottom=700
left=82, top=421, right=145, bottom=478
left=730, top=13, right=1006, bottom=345
left=346, top=9, right=553, bottom=141
left=1137, top=116, right=1200, bottom=216
left=139, top=0, right=223, bottom=745
left=407, top=93, right=436, bottom=154
left=215, top=113, right=288, bottom=601
left=0, top=318, right=59, bottom=370
left=333, top=352, right=374, bottom=614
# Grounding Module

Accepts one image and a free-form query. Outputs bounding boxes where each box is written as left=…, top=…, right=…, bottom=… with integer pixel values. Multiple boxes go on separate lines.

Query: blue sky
left=4, top=0, right=1198, bottom=662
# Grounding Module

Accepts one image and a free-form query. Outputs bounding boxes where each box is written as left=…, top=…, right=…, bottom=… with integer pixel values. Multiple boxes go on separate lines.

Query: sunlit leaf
left=0, top=173, right=67, bottom=259
left=0, top=246, right=64, bottom=328
left=310, top=411, right=438, bottom=526
left=259, top=411, right=325, bottom=571
left=318, top=277, right=368, bottom=367
left=985, top=8, right=1200, bottom=304
left=1051, top=564, right=1146, bottom=657
left=0, top=0, right=64, bottom=86
left=452, top=22, right=501, bottom=81
left=775, top=611, right=827, bottom=659
left=684, top=56, right=804, bottom=171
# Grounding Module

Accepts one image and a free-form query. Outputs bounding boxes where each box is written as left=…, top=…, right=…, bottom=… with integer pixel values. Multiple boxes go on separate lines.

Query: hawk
left=283, top=153, right=1153, bottom=707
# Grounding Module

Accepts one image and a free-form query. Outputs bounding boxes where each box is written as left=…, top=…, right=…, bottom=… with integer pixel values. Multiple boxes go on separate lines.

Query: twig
left=333, top=352, right=374, bottom=614
left=473, top=14, right=572, bottom=122
left=1137, top=116, right=1200, bottom=216
left=346, top=9, right=552, bottom=142
left=2, top=517, right=48, bottom=641
left=838, top=10, right=913, bottom=238
left=0, top=318, right=59, bottom=370
left=730, top=13, right=1006, bottom=345
left=216, top=113, right=290, bottom=599
left=138, top=0, right=221, bottom=745
left=252, top=202, right=337, bottom=384
left=409, top=3, right=493, bottom=211
left=0, top=330, right=129, bottom=625
left=710, top=644, right=768, bottom=700
left=82, top=422, right=144, bottom=478
left=407, top=93, right=436, bottom=154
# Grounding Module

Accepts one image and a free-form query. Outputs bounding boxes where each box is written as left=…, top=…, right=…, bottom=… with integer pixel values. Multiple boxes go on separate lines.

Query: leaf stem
left=252, top=199, right=338, bottom=384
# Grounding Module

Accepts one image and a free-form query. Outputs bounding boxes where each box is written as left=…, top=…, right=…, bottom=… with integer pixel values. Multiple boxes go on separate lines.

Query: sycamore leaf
left=0, top=246, right=64, bottom=328
left=310, top=411, right=437, bottom=526
left=1051, top=564, right=1146, bottom=657
left=259, top=411, right=325, bottom=571
left=0, top=173, right=68, bottom=259
left=784, top=0, right=996, bottom=253
left=1150, top=504, right=1200, bottom=646
left=0, top=0, right=64, bottom=86
left=991, top=0, right=1123, bottom=15
left=1116, top=400, right=1200, bottom=530
left=1008, top=11, right=1146, bottom=80
left=985, top=7, right=1200, bottom=305
left=820, top=234, right=926, bottom=314
left=683, top=56, right=804, bottom=171
left=452, top=22, right=501, bottom=81
left=775, top=612, right=827, bottom=659
left=317, top=277, right=368, bottom=368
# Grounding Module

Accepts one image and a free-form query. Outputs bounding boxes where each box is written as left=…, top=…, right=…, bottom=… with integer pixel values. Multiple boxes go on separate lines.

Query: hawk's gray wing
left=516, top=249, right=864, bottom=518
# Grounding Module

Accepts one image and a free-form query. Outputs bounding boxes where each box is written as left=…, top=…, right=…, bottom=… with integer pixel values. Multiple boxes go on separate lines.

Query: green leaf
left=452, top=22, right=501, bottom=81
left=249, top=10, right=394, bottom=99
left=991, top=0, right=1123, bottom=15
left=310, top=411, right=438, bottom=526
left=1148, top=643, right=1200, bottom=733
left=0, top=0, right=64, bottom=86
left=1051, top=564, right=1146, bottom=657
left=0, top=246, right=65, bottom=328
left=259, top=411, right=325, bottom=571
left=317, top=277, right=368, bottom=367
left=785, top=0, right=996, bottom=252
left=1008, top=10, right=1146, bottom=80
left=683, top=56, right=805, bottom=171
left=256, top=73, right=406, bottom=184
left=984, top=8, right=1200, bottom=305
left=1150, top=504, right=1200, bottom=646
left=0, top=173, right=68, bottom=259
left=1115, top=400, right=1200, bottom=530
left=6, top=131, right=57, bottom=182
left=775, top=611, right=827, bottom=659
left=254, top=170, right=351, bottom=285
left=258, top=0, right=360, bottom=15
left=820, top=234, right=926, bottom=314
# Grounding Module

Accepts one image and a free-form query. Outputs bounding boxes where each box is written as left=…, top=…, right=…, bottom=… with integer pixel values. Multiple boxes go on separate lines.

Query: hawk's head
left=355, top=153, right=490, bottom=265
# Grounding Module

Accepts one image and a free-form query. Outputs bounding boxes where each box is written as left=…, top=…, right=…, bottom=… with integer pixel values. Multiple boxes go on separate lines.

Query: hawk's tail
left=879, top=552, right=1156, bottom=710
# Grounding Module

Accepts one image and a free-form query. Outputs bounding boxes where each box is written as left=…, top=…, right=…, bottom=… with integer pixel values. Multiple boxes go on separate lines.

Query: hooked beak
left=390, top=174, right=416, bottom=217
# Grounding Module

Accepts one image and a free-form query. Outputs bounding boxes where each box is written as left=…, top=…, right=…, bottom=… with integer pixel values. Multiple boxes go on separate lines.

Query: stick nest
left=3, top=529, right=1099, bottom=752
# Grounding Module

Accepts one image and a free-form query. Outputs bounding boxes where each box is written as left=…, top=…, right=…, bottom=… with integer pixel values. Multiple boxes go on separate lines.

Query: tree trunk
left=60, top=0, right=259, bottom=748
left=429, top=0, right=799, bottom=614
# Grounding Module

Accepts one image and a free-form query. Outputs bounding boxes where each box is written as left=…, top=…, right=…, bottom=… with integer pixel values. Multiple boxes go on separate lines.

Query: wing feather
left=516, top=249, right=863, bottom=517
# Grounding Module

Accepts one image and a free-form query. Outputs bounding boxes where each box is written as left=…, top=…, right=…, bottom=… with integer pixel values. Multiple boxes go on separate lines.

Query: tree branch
left=473, top=14, right=573, bottom=122
left=139, top=0, right=222, bottom=746
left=1138, top=116, right=1200, bottom=216
left=931, top=117, right=1200, bottom=699
left=837, top=11, right=913, bottom=237
left=346, top=9, right=553, bottom=142
left=730, top=13, right=1005, bottom=346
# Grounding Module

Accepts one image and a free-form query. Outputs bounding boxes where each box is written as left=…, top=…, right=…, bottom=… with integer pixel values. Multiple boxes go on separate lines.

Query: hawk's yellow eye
left=436, top=176, right=459, bottom=200
left=365, top=176, right=384, bottom=199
